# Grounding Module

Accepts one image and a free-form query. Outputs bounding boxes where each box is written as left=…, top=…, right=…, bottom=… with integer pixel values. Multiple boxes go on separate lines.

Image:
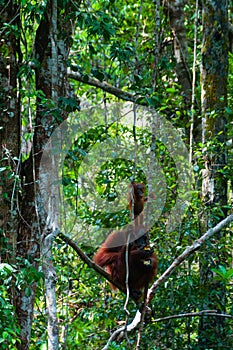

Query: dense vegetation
left=0, top=0, right=233, bottom=349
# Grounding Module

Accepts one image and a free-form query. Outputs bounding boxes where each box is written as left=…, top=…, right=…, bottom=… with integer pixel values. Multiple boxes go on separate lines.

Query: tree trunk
left=168, top=0, right=192, bottom=108
left=0, top=1, right=20, bottom=264
left=199, top=0, right=229, bottom=348
left=13, top=1, right=78, bottom=348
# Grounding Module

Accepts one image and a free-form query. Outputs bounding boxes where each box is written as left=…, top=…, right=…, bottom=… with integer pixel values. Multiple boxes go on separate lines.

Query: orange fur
left=128, top=182, right=147, bottom=224
left=93, top=225, right=157, bottom=300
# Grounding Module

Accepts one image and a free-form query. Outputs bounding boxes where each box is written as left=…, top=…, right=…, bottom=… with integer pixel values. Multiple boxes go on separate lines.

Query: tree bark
left=0, top=0, right=20, bottom=264
left=199, top=0, right=229, bottom=348
left=14, top=1, right=78, bottom=348
left=168, top=0, right=192, bottom=107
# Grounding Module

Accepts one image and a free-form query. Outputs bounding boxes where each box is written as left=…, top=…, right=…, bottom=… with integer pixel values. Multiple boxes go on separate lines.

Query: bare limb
left=147, top=213, right=233, bottom=303
left=153, top=310, right=233, bottom=323
left=58, top=231, right=126, bottom=295
left=68, top=68, right=145, bottom=104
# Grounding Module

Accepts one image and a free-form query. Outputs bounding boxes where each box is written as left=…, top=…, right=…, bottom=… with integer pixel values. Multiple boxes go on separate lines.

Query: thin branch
left=152, top=0, right=160, bottom=89
left=124, top=220, right=132, bottom=315
left=147, top=213, right=233, bottom=303
left=136, top=110, right=158, bottom=348
left=68, top=68, right=145, bottom=104
left=58, top=231, right=127, bottom=295
left=189, top=0, right=199, bottom=163
left=153, top=310, right=233, bottom=323
left=134, top=0, right=143, bottom=74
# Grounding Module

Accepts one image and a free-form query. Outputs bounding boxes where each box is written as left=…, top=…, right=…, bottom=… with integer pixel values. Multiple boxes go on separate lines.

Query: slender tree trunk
left=168, top=0, right=192, bottom=108
left=199, top=0, right=229, bottom=348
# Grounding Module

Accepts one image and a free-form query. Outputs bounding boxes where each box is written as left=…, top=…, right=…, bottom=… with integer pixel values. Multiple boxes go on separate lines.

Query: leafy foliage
left=0, top=264, right=21, bottom=349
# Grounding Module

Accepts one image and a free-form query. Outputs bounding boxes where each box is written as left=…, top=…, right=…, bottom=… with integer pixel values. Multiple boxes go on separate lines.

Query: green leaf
left=25, top=287, right=31, bottom=297
left=166, top=87, right=177, bottom=93
left=0, top=263, right=14, bottom=273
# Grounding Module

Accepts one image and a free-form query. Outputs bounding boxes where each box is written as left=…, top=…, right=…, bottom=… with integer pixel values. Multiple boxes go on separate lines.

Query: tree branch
left=101, top=308, right=233, bottom=349
left=102, top=310, right=142, bottom=350
left=58, top=231, right=127, bottom=295
left=68, top=68, right=144, bottom=103
left=59, top=213, right=233, bottom=349
left=147, top=213, right=233, bottom=303
left=153, top=310, right=233, bottom=323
